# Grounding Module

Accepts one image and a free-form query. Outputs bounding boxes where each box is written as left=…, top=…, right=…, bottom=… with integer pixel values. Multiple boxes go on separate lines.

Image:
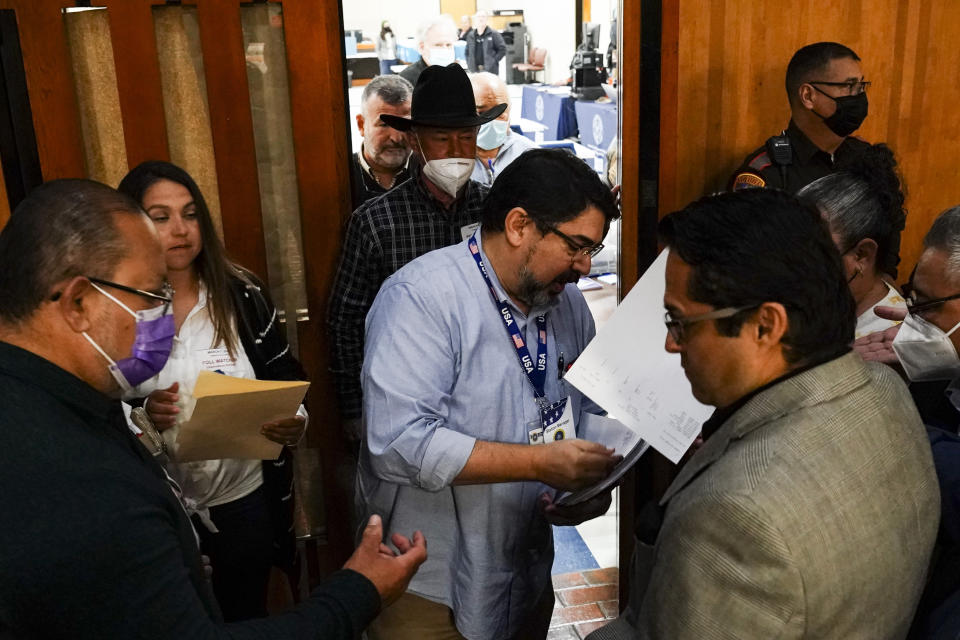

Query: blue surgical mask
left=477, top=120, right=509, bottom=150
left=428, top=47, right=456, bottom=67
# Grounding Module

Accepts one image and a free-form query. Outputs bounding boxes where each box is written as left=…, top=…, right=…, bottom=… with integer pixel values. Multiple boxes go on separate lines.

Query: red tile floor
left=548, top=567, right=619, bottom=639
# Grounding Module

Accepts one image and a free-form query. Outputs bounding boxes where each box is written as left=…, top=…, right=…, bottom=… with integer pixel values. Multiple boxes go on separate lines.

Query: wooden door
left=0, top=0, right=356, bottom=573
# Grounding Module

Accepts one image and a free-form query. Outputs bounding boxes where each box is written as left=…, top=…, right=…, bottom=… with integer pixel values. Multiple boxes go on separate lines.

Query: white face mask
left=428, top=47, right=456, bottom=67
left=476, top=120, right=509, bottom=150
left=892, top=313, right=960, bottom=381
left=416, top=134, right=473, bottom=196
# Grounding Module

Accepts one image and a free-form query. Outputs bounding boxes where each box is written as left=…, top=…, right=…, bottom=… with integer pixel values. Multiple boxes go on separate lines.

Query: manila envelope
left=174, top=370, right=310, bottom=462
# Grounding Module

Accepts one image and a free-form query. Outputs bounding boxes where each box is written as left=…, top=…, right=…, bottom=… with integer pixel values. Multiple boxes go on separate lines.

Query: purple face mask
left=83, top=283, right=175, bottom=394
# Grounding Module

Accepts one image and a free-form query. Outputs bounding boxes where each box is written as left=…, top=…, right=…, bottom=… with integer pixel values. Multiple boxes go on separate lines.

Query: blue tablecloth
left=574, top=100, right=617, bottom=151
left=395, top=40, right=467, bottom=64
left=520, top=85, right=579, bottom=141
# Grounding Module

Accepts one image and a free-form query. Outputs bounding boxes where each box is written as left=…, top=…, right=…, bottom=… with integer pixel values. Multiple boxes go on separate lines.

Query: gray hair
left=924, top=206, right=960, bottom=276
left=797, top=143, right=905, bottom=278
left=0, top=179, right=142, bottom=324
left=416, top=15, right=457, bottom=45
left=361, top=74, right=413, bottom=110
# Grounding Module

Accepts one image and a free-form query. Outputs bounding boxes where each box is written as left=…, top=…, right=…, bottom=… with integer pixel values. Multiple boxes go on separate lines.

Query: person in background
left=328, top=62, right=503, bottom=450
left=466, top=10, right=506, bottom=75
left=351, top=74, right=413, bottom=211
left=469, top=71, right=536, bottom=186
left=730, top=42, right=871, bottom=192
left=117, top=161, right=307, bottom=622
left=376, top=20, right=398, bottom=76
left=798, top=143, right=907, bottom=338
left=399, top=15, right=458, bottom=87
left=0, top=178, right=426, bottom=638
left=590, top=189, right=938, bottom=640
left=456, top=14, right=472, bottom=41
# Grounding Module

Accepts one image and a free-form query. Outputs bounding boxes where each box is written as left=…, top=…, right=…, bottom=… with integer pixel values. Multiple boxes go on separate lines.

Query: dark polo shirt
left=0, top=340, right=379, bottom=639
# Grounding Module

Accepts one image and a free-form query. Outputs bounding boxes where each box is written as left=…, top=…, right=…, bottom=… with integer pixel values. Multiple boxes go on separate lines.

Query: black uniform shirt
left=730, top=120, right=870, bottom=194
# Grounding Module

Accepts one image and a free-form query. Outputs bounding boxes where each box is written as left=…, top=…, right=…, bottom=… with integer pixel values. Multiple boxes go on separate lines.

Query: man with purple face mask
left=0, top=180, right=427, bottom=639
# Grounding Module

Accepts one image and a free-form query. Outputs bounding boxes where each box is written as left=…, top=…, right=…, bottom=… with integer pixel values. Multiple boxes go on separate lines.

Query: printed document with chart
left=565, top=250, right=713, bottom=463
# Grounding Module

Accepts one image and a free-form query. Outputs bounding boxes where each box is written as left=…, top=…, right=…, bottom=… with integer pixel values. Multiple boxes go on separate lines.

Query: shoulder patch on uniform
left=732, top=172, right=766, bottom=190
left=747, top=151, right=772, bottom=172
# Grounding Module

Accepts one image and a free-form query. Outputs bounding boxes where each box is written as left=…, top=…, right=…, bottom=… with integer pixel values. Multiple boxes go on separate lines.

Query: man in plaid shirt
left=327, top=63, right=507, bottom=443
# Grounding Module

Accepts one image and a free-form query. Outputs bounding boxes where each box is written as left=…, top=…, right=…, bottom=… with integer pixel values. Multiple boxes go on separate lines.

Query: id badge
left=198, top=347, right=235, bottom=373
left=541, top=396, right=576, bottom=442
left=460, top=222, right=481, bottom=242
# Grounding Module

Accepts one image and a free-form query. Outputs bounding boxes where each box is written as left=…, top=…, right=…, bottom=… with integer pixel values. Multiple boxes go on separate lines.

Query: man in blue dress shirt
left=359, top=149, right=621, bottom=640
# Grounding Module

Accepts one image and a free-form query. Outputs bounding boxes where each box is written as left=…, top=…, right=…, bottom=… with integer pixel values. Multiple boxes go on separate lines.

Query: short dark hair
left=785, top=42, right=860, bottom=106
left=481, top=149, right=619, bottom=233
left=798, top=143, right=906, bottom=278
left=659, top=189, right=855, bottom=365
left=361, top=74, right=413, bottom=109
left=0, top=179, right=143, bottom=324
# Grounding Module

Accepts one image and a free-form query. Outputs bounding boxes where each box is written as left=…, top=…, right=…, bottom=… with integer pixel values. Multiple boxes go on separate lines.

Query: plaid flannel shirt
left=327, top=171, right=489, bottom=419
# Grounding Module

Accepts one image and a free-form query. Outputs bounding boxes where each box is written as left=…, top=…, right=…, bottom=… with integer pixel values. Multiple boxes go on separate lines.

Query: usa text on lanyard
left=468, top=234, right=549, bottom=409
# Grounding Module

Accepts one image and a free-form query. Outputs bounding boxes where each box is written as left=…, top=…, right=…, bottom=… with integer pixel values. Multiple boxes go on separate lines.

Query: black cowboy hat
left=380, top=63, right=507, bottom=131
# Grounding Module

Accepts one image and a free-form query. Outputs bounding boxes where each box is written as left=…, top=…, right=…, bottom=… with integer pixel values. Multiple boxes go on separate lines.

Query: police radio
left=765, top=133, right=792, bottom=188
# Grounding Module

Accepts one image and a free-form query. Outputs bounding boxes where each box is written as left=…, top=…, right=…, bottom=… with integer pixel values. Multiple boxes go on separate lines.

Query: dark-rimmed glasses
left=546, top=226, right=604, bottom=259
left=809, top=79, right=871, bottom=95
left=87, top=276, right=174, bottom=312
left=664, top=305, right=756, bottom=344
left=906, top=290, right=960, bottom=316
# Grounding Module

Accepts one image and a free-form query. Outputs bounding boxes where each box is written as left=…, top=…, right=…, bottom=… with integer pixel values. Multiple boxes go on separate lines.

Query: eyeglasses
left=546, top=226, right=604, bottom=259
left=906, top=290, right=960, bottom=316
left=87, top=276, right=174, bottom=312
left=664, top=305, right=756, bottom=344
left=809, top=79, right=871, bottom=95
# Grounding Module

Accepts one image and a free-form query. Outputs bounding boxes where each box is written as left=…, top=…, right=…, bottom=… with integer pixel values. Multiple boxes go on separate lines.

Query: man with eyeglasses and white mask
left=856, top=206, right=960, bottom=637
left=0, top=179, right=427, bottom=639
left=590, top=188, right=937, bottom=640
left=469, top=71, right=537, bottom=186
left=730, top=42, right=871, bottom=193
left=329, top=63, right=503, bottom=446
left=399, top=14, right=459, bottom=87
left=359, top=149, right=621, bottom=640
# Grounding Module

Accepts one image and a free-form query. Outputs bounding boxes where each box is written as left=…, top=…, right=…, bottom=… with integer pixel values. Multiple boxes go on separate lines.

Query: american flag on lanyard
left=541, top=399, right=566, bottom=428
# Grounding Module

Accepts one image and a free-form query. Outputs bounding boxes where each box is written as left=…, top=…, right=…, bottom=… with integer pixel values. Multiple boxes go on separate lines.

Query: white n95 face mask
left=421, top=157, right=474, bottom=197
left=892, top=313, right=960, bottom=381
left=477, top=120, right=509, bottom=150
left=428, top=48, right=456, bottom=67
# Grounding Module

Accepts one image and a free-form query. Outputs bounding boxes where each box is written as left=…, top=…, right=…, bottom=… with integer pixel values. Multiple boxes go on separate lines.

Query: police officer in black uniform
left=730, top=42, right=871, bottom=193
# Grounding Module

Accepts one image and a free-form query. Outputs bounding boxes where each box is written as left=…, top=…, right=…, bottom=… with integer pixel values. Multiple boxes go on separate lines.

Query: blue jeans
left=379, top=58, right=398, bottom=75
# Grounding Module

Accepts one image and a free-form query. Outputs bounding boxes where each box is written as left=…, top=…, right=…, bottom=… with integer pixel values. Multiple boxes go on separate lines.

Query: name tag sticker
left=541, top=396, right=576, bottom=442
left=461, top=222, right=481, bottom=242
left=198, top=347, right=236, bottom=372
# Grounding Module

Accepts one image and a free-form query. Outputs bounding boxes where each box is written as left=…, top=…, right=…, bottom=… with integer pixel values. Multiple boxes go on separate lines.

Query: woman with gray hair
left=799, top=143, right=908, bottom=338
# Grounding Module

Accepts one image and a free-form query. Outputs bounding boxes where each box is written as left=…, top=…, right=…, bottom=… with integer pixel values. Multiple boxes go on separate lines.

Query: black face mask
left=811, top=85, right=868, bottom=137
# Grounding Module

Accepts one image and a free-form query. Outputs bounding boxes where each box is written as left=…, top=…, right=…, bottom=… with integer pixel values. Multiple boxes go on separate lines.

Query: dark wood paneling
left=194, top=0, right=268, bottom=280
left=281, top=0, right=355, bottom=566
left=102, top=0, right=169, bottom=168
left=661, top=0, right=960, bottom=281
left=0, top=0, right=84, bottom=179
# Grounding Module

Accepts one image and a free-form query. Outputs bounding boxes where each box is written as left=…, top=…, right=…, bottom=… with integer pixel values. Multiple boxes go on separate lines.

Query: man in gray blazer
left=590, top=189, right=939, bottom=639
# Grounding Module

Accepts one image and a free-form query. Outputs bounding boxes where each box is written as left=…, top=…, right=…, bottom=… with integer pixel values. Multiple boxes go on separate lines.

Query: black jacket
left=230, top=270, right=306, bottom=573
left=0, top=340, right=380, bottom=639
left=466, top=27, right=506, bottom=75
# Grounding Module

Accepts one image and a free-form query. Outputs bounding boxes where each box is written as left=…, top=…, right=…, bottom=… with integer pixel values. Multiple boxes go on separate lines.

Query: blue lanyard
left=469, top=234, right=548, bottom=406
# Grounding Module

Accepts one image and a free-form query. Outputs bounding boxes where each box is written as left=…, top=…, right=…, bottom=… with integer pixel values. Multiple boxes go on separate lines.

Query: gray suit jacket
left=590, top=352, right=939, bottom=639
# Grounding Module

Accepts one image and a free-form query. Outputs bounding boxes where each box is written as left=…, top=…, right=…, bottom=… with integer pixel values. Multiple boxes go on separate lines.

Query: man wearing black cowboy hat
left=328, top=63, right=505, bottom=450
